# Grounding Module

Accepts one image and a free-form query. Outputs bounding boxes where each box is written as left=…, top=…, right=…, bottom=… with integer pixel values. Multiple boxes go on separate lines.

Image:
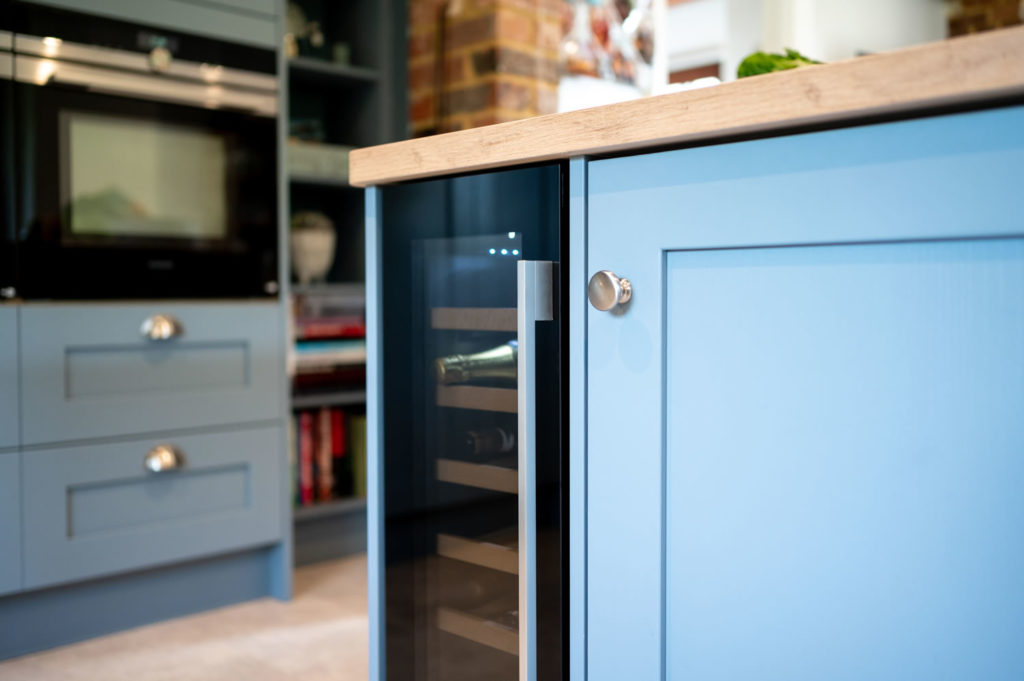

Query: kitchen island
left=355, top=26, right=1024, bottom=681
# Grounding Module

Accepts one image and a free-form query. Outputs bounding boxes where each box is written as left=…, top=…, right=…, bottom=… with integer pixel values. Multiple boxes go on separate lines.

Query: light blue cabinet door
left=0, top=452, right=21, bottom=595
left=21, top=303, right=282, bottom=445
left=22, top=425, right=282, bottom=589
left=586, top=105, right=1024, bottom=680
left=0, top=307, right=16, bottom=450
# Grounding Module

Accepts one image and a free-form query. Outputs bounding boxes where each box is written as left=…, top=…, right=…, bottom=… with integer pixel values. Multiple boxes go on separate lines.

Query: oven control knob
left=149, top=46, right=172, bottom=73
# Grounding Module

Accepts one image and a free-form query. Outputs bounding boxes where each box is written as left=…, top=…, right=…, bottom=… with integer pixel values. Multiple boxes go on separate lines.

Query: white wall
left=667, top=0, right=949, bottom=82
left=761, top=0, right=948, bottom=62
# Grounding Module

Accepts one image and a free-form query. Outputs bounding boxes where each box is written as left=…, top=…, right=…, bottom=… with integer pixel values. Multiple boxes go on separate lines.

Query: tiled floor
left=0, top=554, right=368, bottom=681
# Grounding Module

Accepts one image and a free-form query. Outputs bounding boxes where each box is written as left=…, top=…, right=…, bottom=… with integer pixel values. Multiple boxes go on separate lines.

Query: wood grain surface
left=350, top=26, right=1024, bottom=186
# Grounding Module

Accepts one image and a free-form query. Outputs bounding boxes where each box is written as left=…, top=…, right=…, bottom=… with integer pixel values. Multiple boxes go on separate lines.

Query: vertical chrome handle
left=517, top=260, right=553, bottom=681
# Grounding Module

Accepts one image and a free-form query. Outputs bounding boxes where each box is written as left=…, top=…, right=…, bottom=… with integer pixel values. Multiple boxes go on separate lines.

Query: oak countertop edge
left=350, top=26, right=1024, bottom=187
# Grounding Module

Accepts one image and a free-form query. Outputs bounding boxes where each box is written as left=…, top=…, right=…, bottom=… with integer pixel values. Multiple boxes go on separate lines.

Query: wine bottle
left=463, top=427, right=515, bottom=457
left=435, top=340, right=517, bottom=385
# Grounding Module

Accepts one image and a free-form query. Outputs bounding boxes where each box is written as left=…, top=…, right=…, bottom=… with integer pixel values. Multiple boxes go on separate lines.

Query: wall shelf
left=288, top=173, right=357, bottom=188
left=289, top=57, right=379, bottom=84
left=291, top=389, right=366, bottom=409
left=293, top=497, right=367, bottom=523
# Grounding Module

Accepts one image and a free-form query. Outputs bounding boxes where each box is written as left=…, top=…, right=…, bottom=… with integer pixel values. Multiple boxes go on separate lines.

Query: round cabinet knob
left=140, top=314, right=184, bottom=341
left=144, top=444, right=186, bottom=473
left=588, top=270, right=632, bottom=311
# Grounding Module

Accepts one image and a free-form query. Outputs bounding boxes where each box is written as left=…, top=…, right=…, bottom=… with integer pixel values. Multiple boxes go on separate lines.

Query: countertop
left=350, top=26, right=1024, bottom=187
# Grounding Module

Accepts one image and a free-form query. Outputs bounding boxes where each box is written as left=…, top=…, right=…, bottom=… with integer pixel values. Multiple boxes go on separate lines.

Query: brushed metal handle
left=144, top=444, right=186, bottom=473
left=140, top=314, right=183, bottom=341
left=517, top=260, right=554, bottom=681
left=588, top=270, right=632, bottom=311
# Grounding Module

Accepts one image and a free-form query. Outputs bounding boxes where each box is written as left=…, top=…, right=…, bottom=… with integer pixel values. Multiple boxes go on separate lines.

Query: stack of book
left=289, top=406, right=367, bottom=506
left=291, top=284, right=366, bottom=389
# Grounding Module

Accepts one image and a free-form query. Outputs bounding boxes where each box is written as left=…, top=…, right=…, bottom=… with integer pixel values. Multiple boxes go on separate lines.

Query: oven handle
left=14, top=34, right=277, bottom=93
left=14, top=55, right=277, bottom=117
left=517, top=259, right=554, bottom=681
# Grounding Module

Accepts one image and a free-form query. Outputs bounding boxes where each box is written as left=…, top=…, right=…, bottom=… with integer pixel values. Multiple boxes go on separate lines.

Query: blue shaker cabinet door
left=20, top=303, right=282, bottom=445
left=0, top=452, right=21, bottom=595
left=0, top=307, right=15, bottom=449
left=22, top=425, right=282, bottom=589
left=586, top=105, right=1024, bottom=680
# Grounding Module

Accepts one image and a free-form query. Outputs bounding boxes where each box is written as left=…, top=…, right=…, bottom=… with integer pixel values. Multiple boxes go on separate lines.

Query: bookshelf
left=283, top=0, right=406, bottom=566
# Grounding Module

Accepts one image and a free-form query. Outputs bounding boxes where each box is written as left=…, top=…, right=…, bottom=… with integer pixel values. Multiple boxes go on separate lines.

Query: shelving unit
left=429, top=299, right=523, bottom=663
left=289, top=56, right=379, bottom=83
left=283, top=0, right=406, bottom=566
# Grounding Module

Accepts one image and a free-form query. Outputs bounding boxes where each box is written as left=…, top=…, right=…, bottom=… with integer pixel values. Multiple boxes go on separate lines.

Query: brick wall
left=948, top=0, right=1022, bottom=36
left=408, top=0, right=563, bottom=137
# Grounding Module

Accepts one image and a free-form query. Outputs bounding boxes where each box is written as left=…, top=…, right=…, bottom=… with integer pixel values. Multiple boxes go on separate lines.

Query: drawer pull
left=144, top=444, right=186, bottom=473
left=140, top=314, right=184, bottom=341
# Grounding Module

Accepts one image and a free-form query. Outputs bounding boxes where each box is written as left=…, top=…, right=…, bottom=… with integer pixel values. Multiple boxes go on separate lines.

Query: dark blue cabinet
left=22, top=425, right=283, bottom=589
left=0, top=306, right=15, bottom=450
left=585, top=105, right=1024, bottom=680
left=20, top=303, right=282, bottom=445
left=0, top=452, right=20, bottom=595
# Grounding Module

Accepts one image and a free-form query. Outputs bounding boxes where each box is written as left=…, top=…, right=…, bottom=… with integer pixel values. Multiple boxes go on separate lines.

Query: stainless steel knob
left=588, top=271, right=632, bottom=311
left=144, top=444, right=186, bottom=473
left=140, top=314, right=183, bottom=341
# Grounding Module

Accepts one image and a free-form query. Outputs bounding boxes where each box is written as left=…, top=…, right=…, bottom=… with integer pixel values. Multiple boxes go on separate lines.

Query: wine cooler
left=369, top=164, right=565, bottom=681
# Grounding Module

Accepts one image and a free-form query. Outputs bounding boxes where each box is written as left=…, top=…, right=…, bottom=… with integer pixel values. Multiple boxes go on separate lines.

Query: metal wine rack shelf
left=435, top=458, right=517, bottom=494
left=435, top=385, right=516, bottom=413
left=437, top=529, right=518, bottom=575
left=430, top=307, right=517, bottom=332
left=437, top=606, right=519, bottom=657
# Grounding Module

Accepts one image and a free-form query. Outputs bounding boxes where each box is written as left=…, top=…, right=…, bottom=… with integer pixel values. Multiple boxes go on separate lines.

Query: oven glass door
left=14, top=75, right=278, bottom=299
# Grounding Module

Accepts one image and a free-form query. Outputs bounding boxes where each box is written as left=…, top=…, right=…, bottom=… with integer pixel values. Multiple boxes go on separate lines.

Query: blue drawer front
left=0, top=307, right=16, bottom=449
left=20, top=303, right=282, bottom=445
left=0, top=452, right=21, bottom=595
left=22, top=425, right=283, bottom=589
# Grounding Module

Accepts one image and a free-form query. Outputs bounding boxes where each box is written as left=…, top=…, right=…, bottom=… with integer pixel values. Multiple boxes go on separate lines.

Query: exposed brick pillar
left=948, top=0, right=1022, bottom=36
left=408, top=0, right=562, bottom=137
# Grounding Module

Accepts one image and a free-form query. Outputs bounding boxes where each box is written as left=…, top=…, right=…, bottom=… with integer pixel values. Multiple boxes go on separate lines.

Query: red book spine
left=331, top=408, right=347, bottom=458
left=298, top=412, right=314, bottom=506
left=295, top=318, right=366, bottom=340
left=317, top=407, right=334, bottom=500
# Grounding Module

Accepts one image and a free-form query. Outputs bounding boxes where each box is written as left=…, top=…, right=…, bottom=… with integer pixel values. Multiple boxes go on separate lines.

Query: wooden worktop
left=350, top=26, right=1024, bottom=187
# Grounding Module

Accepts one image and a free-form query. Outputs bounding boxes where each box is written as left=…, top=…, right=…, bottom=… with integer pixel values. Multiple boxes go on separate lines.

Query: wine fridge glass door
left=378, top=164, right=564, bottom=681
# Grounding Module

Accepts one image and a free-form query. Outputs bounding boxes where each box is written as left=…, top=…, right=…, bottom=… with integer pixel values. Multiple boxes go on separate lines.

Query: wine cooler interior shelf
left=437, top=606, right=519, bottom=657
left=436, top=458, right=517, bottom=494
left=437, top=529, right=518, bottom=575
left=436, top=385, right=517, bottom=413
left=431, top=307, right=516, bottom=332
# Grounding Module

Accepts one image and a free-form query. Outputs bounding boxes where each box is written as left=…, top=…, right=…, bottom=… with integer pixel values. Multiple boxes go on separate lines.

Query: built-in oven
left=1, top=2, right=14, bottom=300
left=11, top=3, right=279, bottom=300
